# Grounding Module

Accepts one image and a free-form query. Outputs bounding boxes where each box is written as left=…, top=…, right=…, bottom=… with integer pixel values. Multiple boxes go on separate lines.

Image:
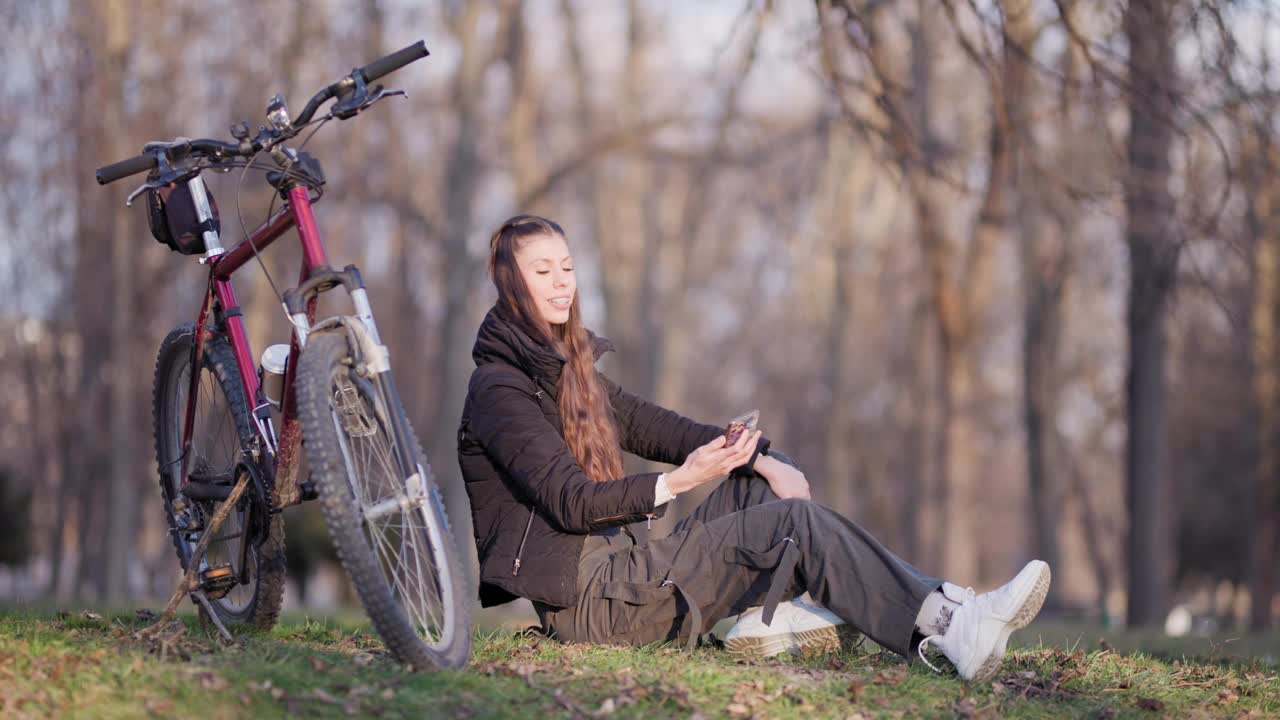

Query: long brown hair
left=487, top=215, right=625, bottom=484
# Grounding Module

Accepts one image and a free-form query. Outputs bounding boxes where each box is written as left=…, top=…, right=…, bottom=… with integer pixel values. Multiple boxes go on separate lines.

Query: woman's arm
left=468, top=368, right=662, bottom=533
left=599, top=371, right=754, bottom=465
left=754, top=452, right=811, bottom=500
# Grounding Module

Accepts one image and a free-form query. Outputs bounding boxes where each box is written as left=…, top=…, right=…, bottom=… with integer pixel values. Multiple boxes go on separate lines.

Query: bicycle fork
left=282, top=266, right=428, bottom=512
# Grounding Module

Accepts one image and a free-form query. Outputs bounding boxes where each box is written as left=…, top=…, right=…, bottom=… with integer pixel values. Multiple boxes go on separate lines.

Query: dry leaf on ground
left=1136, top=697, right=1165, bottom=712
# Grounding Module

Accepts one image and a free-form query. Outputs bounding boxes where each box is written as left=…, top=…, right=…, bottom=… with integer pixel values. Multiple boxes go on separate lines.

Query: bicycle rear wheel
left=296, top=329, right=471, bottom=669
left=152, top=323, right=285, bottom=629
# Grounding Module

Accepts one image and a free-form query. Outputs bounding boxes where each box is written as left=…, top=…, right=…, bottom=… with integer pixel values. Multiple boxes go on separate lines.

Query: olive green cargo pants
left=534, top=472, right=941, bottom=657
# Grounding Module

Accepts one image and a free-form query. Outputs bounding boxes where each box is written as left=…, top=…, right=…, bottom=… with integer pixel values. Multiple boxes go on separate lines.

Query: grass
left=0, top=605, right=1277, bottom=719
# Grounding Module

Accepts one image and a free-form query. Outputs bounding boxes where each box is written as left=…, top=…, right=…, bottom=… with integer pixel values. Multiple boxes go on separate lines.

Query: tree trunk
left=821, top=140, right=858, bottom=518
left=883, top=2, right=1004, bottom=583
left=1248, top=90, right=1279, bottom=629
left=560, top=0, right=648, bottom=407
left=1023, top=251, right=1065, bottom=581
left=102, top=0, right=136, bottom=603
left=426, top=2, right=508, bottom=596
left=1123, top=0, right=1178, bottom=627
left=937, top=336, right=981, bottom=582
left=1062, top=426, right=1114, bottom=619
left=1250, top=207, right=1278, bottom=630
left=894, top=8, right=952, bottom=578
left=997, top=0, right=1066, bottom=583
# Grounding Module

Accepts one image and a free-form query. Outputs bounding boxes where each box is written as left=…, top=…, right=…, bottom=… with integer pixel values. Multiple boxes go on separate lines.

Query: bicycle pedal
left=199, top=564, right=237, bottom=599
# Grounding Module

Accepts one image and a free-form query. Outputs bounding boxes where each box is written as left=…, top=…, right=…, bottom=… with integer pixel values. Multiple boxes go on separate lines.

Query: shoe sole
left=968, top=561, right=1052, bottom=682
left=724, top=623, right=861, bottom=659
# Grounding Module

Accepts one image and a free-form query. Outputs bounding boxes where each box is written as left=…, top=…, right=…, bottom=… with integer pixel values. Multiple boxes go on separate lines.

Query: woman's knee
left=775, top=497, right=834, bottom=540
left=732, top=473, right=780, bottom=507
left=744, top=496, right=819, bottom=525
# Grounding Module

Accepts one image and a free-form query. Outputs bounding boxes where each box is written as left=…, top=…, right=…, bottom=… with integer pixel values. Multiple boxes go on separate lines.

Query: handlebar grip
left=96, top=153, right=157, bottom=185
left=358, top=40, right=429, bottom=83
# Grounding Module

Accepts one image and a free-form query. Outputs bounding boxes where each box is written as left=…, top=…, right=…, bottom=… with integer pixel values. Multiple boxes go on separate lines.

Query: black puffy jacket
left=457, top=304, right=733, bottom=608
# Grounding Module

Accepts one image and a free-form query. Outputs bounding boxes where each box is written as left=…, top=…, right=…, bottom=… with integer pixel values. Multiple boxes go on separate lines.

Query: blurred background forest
left=0, top=0, right=1277, bottom=636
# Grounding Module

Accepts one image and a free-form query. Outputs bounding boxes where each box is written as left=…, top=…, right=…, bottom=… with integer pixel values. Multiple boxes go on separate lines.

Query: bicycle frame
left=179, top=181, right=327, bottom=509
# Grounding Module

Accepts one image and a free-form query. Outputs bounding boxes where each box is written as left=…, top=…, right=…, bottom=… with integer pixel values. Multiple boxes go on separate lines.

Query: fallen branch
left=191, top=589, right=234, bottom=642
left=136, top=474, right=250, bottom=640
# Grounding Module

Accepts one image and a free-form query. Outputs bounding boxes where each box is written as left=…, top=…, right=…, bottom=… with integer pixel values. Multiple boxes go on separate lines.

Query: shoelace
left=916, top=585, right=977, bottom=674
left=917, top=634, right=944, bottom=673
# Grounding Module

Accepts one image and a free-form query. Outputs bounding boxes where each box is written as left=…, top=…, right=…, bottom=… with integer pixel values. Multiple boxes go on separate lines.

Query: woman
left=456, top=215, right=1050, bottom=681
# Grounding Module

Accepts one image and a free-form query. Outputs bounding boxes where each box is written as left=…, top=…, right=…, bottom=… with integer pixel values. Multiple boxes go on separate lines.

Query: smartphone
left=724, top=409, right=760, bottom=446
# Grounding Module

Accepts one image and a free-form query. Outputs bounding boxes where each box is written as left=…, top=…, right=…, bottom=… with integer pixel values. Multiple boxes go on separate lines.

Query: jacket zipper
left=512, top=508, right=535, bottom=576
left=512, top=386, right=548, bottom=577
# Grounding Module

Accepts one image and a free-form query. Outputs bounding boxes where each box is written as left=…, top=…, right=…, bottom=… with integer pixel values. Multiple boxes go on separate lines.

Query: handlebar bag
left=147, top=182, right=219, bottom=255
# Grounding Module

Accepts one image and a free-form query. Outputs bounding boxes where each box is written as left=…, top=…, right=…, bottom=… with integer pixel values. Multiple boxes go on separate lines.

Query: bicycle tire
left=295, top=329, right=471, bottom=669
left=152, top=323, right=285, bottom=630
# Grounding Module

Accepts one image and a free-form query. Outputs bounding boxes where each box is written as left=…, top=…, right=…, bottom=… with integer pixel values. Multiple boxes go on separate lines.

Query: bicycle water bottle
left=259, top=344, right=290, bottom=407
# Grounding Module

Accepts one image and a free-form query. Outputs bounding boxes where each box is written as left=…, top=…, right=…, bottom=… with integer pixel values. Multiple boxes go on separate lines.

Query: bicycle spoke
left=354, top=423, right=398, bottom=503
left=353, top=443, right=427, bottom=609
left=329, top=372, right=449, bottom=645
left=170, top=356, right=260, bottom=618
left=363, top=506, right=438, bottom=635
left=367, top=516, right=431, bottom=629
left=193, top=369, right=236, bottom=476
left=385, top=510, right=440, bottom=629
left=401, top=512, right=444, bottom=634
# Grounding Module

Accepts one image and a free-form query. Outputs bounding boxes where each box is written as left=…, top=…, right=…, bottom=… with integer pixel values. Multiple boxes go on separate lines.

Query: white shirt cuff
left=654, top=472, right=675, bottom=507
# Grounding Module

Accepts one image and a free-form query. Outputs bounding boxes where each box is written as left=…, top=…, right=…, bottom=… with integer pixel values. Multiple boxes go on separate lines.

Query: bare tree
left=1245, top=10, right=1279, bottom=630
left=817, top=0, right=1027, bottom=582
left=1123, top=0, right=1179, bottom=627
left=1011, top=0, right=1064, bottom=591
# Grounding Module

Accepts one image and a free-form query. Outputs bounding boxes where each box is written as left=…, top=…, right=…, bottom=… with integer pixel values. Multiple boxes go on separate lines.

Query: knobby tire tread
left=152, top=323, right=286, bottom=631
left=295, top=330, right=470, bottom=670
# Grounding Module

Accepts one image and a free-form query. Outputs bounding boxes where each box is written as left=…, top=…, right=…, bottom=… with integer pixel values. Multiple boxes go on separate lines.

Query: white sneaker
left=918, top=560, right=1052, bottom=682
left=723, top=595, right=858, bottom=658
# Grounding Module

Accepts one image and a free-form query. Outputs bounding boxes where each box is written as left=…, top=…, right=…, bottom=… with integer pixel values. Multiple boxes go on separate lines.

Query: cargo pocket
left=597, top=520, right=712, bottom=652
left=599, top=578, right=703, bottom=652
left=724, top=536, right=801, bottom=627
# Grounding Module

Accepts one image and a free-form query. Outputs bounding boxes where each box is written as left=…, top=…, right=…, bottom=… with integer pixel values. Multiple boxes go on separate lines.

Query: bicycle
left=96, top=41, right=471, bottom=670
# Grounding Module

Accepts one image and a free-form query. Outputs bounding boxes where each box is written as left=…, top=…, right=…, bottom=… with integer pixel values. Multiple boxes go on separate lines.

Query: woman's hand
left=666, top=429, right=763, bottom=495
left=754, top=454, right=811, bottom=500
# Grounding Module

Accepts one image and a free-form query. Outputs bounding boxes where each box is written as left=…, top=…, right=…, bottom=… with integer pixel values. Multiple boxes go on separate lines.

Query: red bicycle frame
left=178, top=185, right=327, bottom=508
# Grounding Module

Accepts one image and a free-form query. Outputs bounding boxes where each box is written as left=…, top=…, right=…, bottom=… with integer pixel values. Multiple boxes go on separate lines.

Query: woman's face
left=515, top=232, right=576, bottom=326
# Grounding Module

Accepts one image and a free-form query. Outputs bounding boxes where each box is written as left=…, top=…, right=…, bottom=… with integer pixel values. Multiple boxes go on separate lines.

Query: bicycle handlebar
left=359, top=40, right=429, bottom=84
left=294, top=40, right=429, bottom=126
left=95, top=138, right=246, bottom=185
left=95, top=40, right=430, bottom=185
left=96, top=153, right=157, bottom=185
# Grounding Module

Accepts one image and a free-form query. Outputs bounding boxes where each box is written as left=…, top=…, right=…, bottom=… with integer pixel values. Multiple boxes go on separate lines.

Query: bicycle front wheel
left=296, top=330, right=471, bottom=669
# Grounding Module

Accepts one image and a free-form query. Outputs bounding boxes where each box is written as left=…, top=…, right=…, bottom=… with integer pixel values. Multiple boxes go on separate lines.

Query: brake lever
left=125, top=179, right=160, bottom=207
left=123, top=152, right=204, bottom=206
left=124, top=146, right=176, bottom=206
left=332, top=72, right=406, bottom=119
left=336, top=85, right=405, bottom=119
left=364, top=86, right=407, bottom=108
